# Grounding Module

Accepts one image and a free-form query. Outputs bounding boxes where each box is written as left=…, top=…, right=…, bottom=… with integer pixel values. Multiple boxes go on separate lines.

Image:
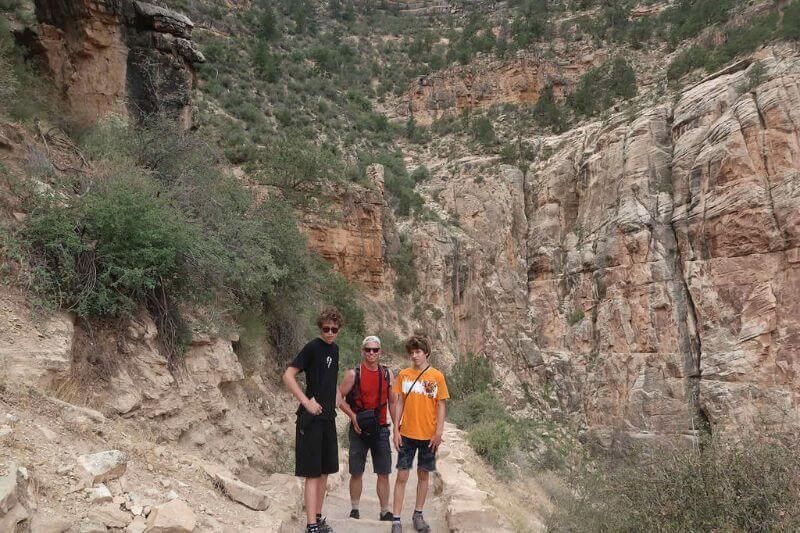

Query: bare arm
left=429, top=400, right=446, bottom=451
left=282, top=366, right=321, bottom=415
left=387, top=370, right=398, bottom=427
left=338, top=369, right=356, bottom=417
left=392, top=390, right=404, bottom=451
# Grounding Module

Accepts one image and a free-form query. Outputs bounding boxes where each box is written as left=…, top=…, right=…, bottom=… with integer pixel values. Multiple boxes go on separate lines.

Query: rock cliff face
left=407, top=47, right=800, bottom=442
left=396, top=48, right=603, bottom=125
left=31, top=0, right=203, bottom=126
left=299, top=165, right=395, bottom=293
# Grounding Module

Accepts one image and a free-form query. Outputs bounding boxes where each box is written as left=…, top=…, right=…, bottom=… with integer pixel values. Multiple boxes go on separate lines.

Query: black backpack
left=346, top=365, right=390, bottom=440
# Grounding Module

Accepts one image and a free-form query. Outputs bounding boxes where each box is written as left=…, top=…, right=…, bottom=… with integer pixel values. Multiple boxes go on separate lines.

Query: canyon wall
left=396, top=48, right=603, bottom=125
left=31, top=0, right=203, bottom=126
left=407, top=47, right=800, bottom=442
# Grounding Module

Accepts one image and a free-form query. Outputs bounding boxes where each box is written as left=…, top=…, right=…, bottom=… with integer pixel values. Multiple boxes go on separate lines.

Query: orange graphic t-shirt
left=393, top=366, right=449, bottom=441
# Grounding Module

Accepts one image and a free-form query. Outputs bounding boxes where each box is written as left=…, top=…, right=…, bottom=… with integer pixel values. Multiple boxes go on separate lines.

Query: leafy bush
left=510, top=0, right=551, bottom=48
left=13, top=117, right=367, bottom=363
left=389, top=233, right=417, bottom=296
left=471, top=116, right=496, bottom=146
left=410, top=165, right=429, bottom=184
left=533, top=85, right=566, bottom=132
left=667, top=45, right=709, bottom=81
left=446, top=15, right=496, bottom=65
left=547, top=436, right=800, bottom=532
left=23, top=171, right=197, bottom=318
left=782, top=1, right=800, bottom=40
left=567, top=309, right=585, bottom=325
left=660, top=0, right=736, bottom=45
left=258, top=136, right=346, bottom=192
left=468, top=419, right=517, bottom=470
left=448, top=354, right=494, bottom=400
left=449, top=390, right=506, bottom=428
left=569, top=57, right=637, bottom=116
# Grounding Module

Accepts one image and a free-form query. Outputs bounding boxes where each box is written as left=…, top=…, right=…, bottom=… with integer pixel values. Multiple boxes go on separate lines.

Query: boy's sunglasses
left=321, top=327, right=339, bottom=334
left=363, top=347, right=380, bottom=353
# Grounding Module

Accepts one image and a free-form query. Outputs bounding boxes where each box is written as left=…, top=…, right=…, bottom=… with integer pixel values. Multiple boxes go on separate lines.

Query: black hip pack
left=348, top=365, right=389, bottom=441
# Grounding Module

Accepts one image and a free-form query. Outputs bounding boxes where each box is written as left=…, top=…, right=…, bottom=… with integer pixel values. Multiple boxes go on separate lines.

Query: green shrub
left=449, top=354, right=494, bottom=400
left=471, top=116, right=496, bottom=146
left=567, top=309, right=585, bottom=325
left=446, top=15, right=496, bottom=65
left=449, top=390, right=506, bottom=429
left=253, top=42, right=281, bottom=83
left=547, top=436, right=800, bottom=532
left=533, top=85, right=566, bottom=132
left=468, top=419, right=517, bottom=470
left=569, top=57, right=637, bottom=116
left=660, top=0, right=736, bottom=45
left=22, top=171, right=197, bottom=318
left=667, top=45, right=709, bottom=81
left=782, top=1, right=800, bottom=40
left=389, top=233, right=417, bottom=295
left=15, top=117, right=367, bottom=364
left=510, top=0, right=551, bottom=47
left=258, top=136, right=345, bottom=192
left=410, top=165, right=429, bottom=184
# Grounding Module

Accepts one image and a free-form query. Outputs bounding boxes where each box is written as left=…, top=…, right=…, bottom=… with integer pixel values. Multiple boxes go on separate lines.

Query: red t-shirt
left=354, top=364, right=390, bottom=425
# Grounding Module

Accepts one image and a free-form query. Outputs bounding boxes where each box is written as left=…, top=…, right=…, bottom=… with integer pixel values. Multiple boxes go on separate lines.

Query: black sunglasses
left=363, top=347, right=380, bottom=353
left=322, top=326, right=339, bottom=334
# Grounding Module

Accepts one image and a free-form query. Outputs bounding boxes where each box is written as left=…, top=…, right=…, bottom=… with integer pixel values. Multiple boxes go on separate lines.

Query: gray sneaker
left=412, top=513, right=430, bottom=532
left=391, top=522, right=402, bottom=533
left=318, top=517, right=334, bottom=533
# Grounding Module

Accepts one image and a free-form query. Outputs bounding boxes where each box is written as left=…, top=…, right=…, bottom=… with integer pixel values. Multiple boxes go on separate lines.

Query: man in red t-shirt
left=339, top=335, right=397, bottom=522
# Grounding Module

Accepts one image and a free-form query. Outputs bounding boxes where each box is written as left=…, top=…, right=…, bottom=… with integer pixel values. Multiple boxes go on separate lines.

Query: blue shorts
left=396, top=436, right=436, bottom=472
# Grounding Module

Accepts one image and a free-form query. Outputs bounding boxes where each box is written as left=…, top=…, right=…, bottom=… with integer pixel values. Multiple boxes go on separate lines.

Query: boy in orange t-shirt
left=390, top=335, right=449, bottom=533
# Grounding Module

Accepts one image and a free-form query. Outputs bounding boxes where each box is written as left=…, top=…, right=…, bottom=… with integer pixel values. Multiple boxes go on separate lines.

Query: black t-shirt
left=290, top=337, right=339, bottom=420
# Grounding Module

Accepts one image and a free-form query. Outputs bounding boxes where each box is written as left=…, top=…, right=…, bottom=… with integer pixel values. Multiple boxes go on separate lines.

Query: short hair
left=404, top=334, right=430, bottom=355
left=362, top=335, right=381, bottom=348
left=316, top=307, right=343, bottom=328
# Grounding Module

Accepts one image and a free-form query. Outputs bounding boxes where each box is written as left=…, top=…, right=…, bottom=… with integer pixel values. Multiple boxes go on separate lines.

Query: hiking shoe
left=379, top=511, right=394, bottom=521
left=412, top=513, right=430, bottom=532
left=318, top=517, right=334, bottom=533
left=391, top=522, right=402, bottom=533
left=349, top=509, right=360, bottom=519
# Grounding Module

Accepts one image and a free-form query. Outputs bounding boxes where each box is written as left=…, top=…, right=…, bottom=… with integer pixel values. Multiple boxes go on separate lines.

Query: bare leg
left=392, top=469, right=410, bottom=517
left=376, top=473, right=390, bottom=511
left=317, top=474, right=328, bottom=516
left=415, top=470, right=429, bottom=511
left=349, top=473, right=364, bottom=507
left=304, top=477, right=321, bottom=524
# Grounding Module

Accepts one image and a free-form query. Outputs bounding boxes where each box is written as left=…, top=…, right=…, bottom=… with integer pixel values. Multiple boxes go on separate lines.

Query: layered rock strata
left=31, top=0, right=203, bottom=126
left=407, top=48, right=800, bottom=441
left=299, top=164, right=394, bottom=293
left=396, top=48, right=604, bottom=125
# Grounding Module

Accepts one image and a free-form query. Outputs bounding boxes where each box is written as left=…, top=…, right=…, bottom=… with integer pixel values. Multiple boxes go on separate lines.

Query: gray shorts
left=348, top=425, right=392, bottom=475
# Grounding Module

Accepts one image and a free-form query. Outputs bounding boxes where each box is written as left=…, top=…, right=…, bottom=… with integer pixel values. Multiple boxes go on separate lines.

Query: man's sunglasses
left=321, top=327, right=339, bottom=334
left=363, top=347, right=380, bottom=353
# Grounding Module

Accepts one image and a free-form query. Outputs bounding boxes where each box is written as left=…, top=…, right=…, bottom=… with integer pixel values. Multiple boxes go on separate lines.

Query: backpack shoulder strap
left=346, top=365, right=361, bottom=410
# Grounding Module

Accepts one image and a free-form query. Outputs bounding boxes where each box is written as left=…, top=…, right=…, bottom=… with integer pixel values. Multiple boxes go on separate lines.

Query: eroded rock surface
left=31, top=0, right=204, bottom=126
left=300, top=164, right=393, bottom=293
left=406, top=47, right=800, bottom=441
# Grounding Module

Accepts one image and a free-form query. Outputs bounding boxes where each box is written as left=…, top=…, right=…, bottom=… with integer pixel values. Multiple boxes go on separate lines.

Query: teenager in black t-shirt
left=283, top=307, right=343, bottom=533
